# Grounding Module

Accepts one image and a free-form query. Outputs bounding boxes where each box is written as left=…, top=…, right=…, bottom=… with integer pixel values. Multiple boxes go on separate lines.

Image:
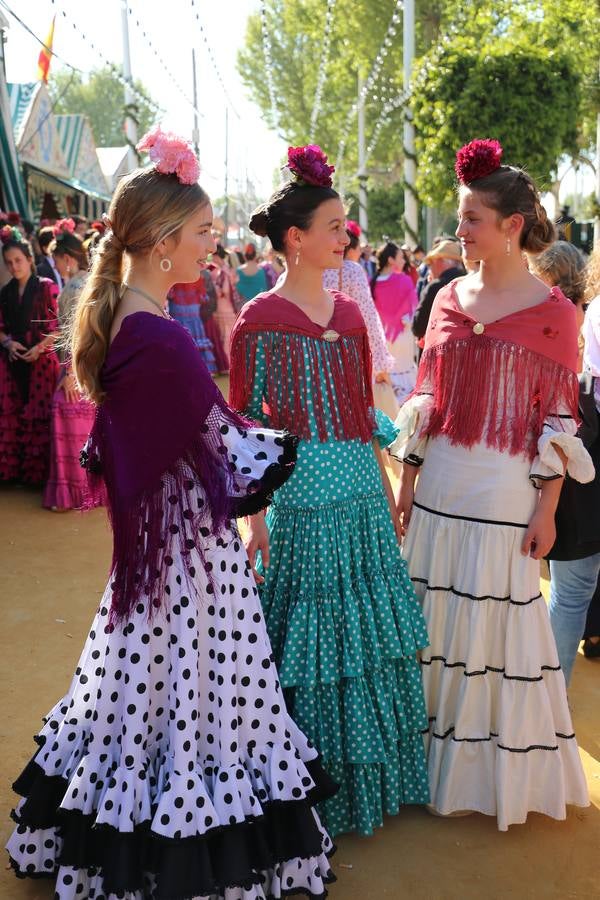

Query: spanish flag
left=37, top=16, right=55, bottom=83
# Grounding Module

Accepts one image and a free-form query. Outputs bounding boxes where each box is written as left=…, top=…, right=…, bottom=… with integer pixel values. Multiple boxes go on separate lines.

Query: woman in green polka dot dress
left=229, top=145, right=430, bottom=837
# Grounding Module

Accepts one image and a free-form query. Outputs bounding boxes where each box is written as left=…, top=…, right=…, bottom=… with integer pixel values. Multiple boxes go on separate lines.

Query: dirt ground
left=1, top=483, right=599, bottom=900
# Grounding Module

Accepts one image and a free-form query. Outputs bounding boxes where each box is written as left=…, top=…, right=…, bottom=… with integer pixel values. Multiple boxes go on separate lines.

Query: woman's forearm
left=373, top=441, right=396, bottom=513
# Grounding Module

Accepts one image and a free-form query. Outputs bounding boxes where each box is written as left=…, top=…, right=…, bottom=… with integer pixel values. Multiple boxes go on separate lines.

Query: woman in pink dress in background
left=207, top=243, right=238, bottom=371
left=43, top=220, right=102, bottom=510
left=371, top=242, right=418, bottom=404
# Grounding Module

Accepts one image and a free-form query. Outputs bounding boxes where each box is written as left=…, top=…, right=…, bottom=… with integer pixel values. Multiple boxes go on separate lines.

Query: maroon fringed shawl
left=83, top=312, right=259, bottom=622
left=414, top=282, right=580, bottom=459
left=229, top=290, right=375, bottom=442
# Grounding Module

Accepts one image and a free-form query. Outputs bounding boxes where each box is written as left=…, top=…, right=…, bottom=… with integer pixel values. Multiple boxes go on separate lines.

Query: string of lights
left=335, top=0, right=403, bottom=173
left=49, top=0, right=163, bottom=117
left=189, top=0, right=240, bottom=120
left=259, top=1, right=279, bottom=133
left=364, top=86, right=411, bottom=167
left=126, top=4, right=199, bottom=116
left=308, top=0, right=337, bottom=141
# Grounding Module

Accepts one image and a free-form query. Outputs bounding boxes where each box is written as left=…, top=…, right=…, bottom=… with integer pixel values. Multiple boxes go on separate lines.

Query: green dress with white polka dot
left=245, top=332, right=430, bottom=837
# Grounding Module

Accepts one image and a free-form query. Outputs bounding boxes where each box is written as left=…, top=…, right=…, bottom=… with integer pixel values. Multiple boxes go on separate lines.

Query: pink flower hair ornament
left=286, top=144, right=335, bottom=188
left=346, top=219, right=361, bottom=239
left=0, top=224, right=24, bottom=245
left=455, top=138, right=503, bottom=185
left=53, top=218, right=76, bottom=237
left=136, top=126, right=200, bottom=185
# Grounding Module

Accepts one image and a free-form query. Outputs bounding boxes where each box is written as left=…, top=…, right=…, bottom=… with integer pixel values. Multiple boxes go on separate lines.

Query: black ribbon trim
left=420, top=655, right=561, bottom=681
left=10, top=754, right=338, bottom=899
left=412, top=500, right=529, bottom=529
left=232, top=433, right=299, bottom=517
left=411, top=578, right=542, bottom=607
left=422, top=720, right=575, bottom=751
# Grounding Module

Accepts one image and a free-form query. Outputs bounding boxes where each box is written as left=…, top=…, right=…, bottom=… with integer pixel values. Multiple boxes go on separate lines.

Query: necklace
left=122, top=282, right=169, bottom=317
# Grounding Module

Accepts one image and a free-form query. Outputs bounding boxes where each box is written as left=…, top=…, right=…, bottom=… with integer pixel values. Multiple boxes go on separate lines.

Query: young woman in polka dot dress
left=229, top=146, right=430, bottom=838
left=6, top=131, right=338, bottom=899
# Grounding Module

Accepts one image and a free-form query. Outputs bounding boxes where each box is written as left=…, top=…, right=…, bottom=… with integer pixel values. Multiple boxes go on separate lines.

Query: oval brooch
left=322, top=329, right=340, bottom=342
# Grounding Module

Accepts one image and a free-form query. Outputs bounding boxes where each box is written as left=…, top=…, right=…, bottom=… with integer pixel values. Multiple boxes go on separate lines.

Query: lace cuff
left=388, top=393, right=434, bottom=466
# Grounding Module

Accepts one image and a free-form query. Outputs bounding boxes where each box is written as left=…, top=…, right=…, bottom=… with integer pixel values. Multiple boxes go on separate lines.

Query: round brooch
left=473, top=322, right=485, bottom=335
left=322, top=329, right=340, bottom=342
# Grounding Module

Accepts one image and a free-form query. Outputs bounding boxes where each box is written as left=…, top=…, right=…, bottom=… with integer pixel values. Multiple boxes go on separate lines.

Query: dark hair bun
left=249, top=206, right=269, bottom=238
left=248, top=181, right=339, bottom=253
left=522, top=213, right=556, bottom=253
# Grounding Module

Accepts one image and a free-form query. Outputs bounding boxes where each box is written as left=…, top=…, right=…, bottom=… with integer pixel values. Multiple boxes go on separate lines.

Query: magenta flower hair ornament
left=52, top=218, right=76, bottom=237
left=455, top=138, right=503, bottom=185
left=286, top=144, right=335, bottom=188
left=136, top=125, right=201, bottom=185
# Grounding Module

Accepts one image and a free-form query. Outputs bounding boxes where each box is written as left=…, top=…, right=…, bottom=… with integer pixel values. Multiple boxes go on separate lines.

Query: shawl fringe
left=81, top=395, right=297, bottom=624
left=413, top=334, right=580, bottom=460
left=229, top=325, right=375, bottom=443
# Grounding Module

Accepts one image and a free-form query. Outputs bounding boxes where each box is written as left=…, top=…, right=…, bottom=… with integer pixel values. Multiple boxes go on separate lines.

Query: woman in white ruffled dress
left=392, top=139, right=594, bottom=830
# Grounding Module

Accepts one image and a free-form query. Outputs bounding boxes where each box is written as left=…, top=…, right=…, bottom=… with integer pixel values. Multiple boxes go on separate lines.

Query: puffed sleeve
left=529, top=409, right=595, bottom=486
left=372, top=407, right=399, bottom=449
left=346, top=264, right=395, bottom=374
left=388, top=393, right=435, bottom=466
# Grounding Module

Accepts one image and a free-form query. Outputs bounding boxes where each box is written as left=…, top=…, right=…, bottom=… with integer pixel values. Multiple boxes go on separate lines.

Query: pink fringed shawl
left=413, top=282, right=580, bottom=459
left=229, top=290, right=375, bottom=443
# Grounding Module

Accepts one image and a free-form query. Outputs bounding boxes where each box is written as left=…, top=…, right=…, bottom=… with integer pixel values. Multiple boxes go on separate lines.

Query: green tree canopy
left=412, top=41, right=581, bottom=208
left=49, top=66, right=159, bottom=147
left=238, top=0, right=598, bottom=212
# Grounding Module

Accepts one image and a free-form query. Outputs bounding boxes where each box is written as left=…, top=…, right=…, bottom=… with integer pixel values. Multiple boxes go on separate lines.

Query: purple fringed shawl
left=83, top=312, right=256, bottom=622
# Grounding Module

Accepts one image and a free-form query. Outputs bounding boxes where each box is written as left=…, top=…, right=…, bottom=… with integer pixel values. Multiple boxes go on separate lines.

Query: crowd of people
left=3, top=130, right=600, bottom=899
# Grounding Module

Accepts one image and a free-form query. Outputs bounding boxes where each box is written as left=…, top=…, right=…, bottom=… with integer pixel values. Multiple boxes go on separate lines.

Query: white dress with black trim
left=390, top=394, right=593, bottom=830
left=6, top=420, right=338, bottom=899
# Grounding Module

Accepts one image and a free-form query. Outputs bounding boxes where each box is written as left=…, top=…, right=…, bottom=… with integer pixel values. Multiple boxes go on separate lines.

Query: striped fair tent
left=55, top=114, right=111, bottom=219
left=0, top=71, right=28, bottom=218
left=8, top=82, right=110, bottom=223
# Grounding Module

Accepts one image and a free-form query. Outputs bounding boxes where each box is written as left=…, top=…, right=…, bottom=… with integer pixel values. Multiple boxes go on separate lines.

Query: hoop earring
left=160, top=257, right=173, bottom=272
left=506, top=238, right=511, bottom=256
left=295, top=249, right=301, bottom=266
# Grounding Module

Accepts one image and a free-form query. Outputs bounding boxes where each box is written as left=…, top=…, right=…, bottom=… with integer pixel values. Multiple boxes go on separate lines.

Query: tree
left=410, top=0, right=599, bottom=208
left=49, top=66, right=159, bottom=147
left=237, top=0, right=411, bottom=184
left=412, top=41, right=580, bottom=208
left=238, top=0, right=598, bottom=210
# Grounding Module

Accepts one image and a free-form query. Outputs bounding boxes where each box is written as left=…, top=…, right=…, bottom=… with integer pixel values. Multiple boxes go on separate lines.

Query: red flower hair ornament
left=346, top=219, right=361, bottom=239
left=286, top=144, right=335, bottom=188
left=455, top=139, right=503, bottom=185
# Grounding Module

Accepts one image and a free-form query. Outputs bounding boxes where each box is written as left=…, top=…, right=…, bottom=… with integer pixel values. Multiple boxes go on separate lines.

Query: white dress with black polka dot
left=6, top=425, right=337, bottom=900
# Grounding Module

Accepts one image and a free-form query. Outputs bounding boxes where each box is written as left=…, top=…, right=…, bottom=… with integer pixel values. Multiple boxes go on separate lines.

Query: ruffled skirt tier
left=404, top=437, right=589, bottom=830
left=7, top=431, right=337, bottom=899
left=260, top=475, right=430, bottom=837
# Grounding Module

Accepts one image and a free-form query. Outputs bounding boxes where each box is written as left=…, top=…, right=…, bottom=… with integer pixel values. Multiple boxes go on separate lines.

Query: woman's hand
left=61, top=372, right=80, bottom=404
left=374, top=371, right=391, bottom=385
left=521, top=507, right=557, bottom=560
left=6, top=339, right=27, bottom=362
left=396, top=479, right=415, bottom=537
left=21, top=343, right=41, bottom=363
left=243, top=512, right=270, bottom=584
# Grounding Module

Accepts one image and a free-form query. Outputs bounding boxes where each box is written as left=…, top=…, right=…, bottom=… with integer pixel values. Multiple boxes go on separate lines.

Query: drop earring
left=295, top=249, right=301, bottom=266
left=506, top=238, right=511, bottom=256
